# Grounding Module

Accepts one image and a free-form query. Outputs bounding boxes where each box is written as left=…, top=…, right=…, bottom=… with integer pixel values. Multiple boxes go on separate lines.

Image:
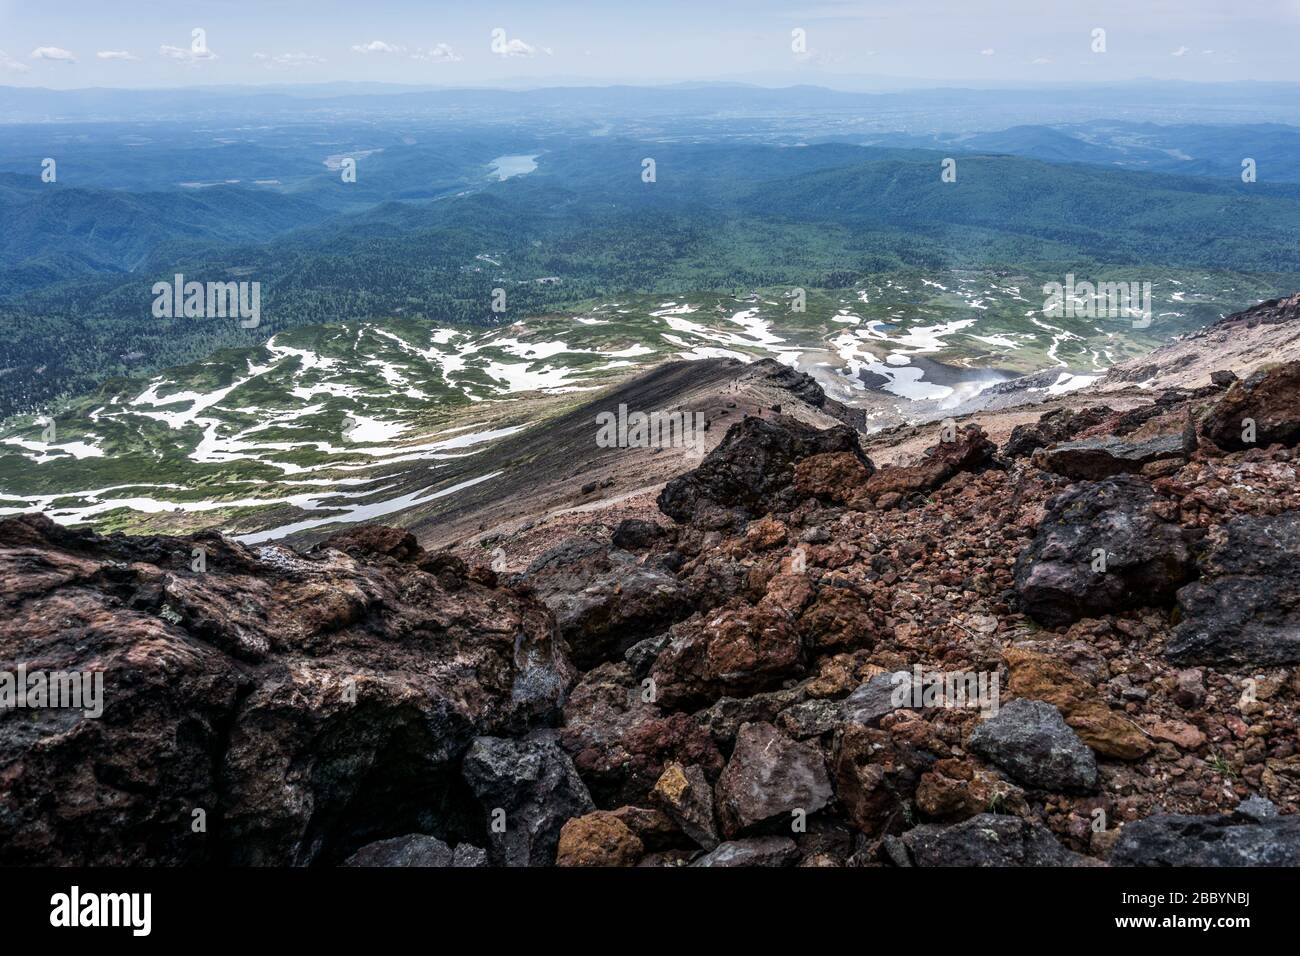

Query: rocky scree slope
left=3, top=330, right=1300, bottom=866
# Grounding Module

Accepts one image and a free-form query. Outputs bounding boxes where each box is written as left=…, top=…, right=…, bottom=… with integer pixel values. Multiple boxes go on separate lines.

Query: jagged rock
left=658, top=415, right=869, bottom=529
left=1173, top=668, right=1207, bottom=708
left=322, top=524, right=424, bottom=562
left=461, top=734, right=595, bottom=866
left=1003, top=647, right=1151, bottom=760
left=341, top=834, right=488, bottom=867
left=797, top=582, right=879, bottom=652
left=716, top=722, right=832, bottom=836
left=559, top=662, right=723, bottom=808
left=1202, top=361, right=1300, bottom=450
left=0, top=514, right=573, bottom=867
left=1014, top=475, right=1196, bottom=626
left=1033, top=433, right=1190, bottom=481
left=860, top=425, right=995, bottom=502
left=342, top=834, right=455, bottom=867
left=693, top=686, right=807, bottom=747
left=690, top=836, right=800, bottom=867
left=968, top=699, right=1099, bottom=792
left=517, top=538, right=687, bottom=668
left=624, top=634, right=667, bottom=679
left=794, top=452, right=874, bottom=503
left=777, top=698, right=846, bottom=738
left=651, top=762, right=720, bottom=849
left=738, top=358, right=869, bottom=431
left=1003, top=406, right=1115, bottom=459
left=834, top=723, right=935, bottom=836
left=841, top=670, right=917, bottom=726
left=900, top=814, right=1095, bottom=866
left=1167, top=511, right=1300, bottom=665
left=1210, top=369, right=1238, bottom=389
left=914, top=759, right=1028, bottom=822
left=609, top=806, right=680, bottom=851
left=452, top=844, right=490, bottom=867
left=1236, top=795, right=1279, bottom=821
left=554, top=810, right=644, bottom=867
left=649, top=601, right=804, bottom=708
left=1110, top=812, right=1300, bottom=866
left=610, top=518, right=666, bottom=551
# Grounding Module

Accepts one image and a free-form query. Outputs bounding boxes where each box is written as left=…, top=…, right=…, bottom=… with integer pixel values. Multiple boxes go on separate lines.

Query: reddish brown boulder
left=860, top=425, right=995, bottom=501
left=649, top=602, right=804, bottom=708
left=794, top=452, right=873, bottom=503
left=0, top=514, right=574, bottom=866
left=1201, top=361, right=1300, bottom=450
left=555, top=811, right=644, bottom=866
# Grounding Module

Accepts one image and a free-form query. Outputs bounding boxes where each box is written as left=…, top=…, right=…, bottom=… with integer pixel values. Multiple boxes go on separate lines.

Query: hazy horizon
left=3, top=0, right=1298, bottom=90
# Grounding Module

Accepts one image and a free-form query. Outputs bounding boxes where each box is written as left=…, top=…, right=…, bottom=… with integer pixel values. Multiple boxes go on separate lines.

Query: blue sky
left=2, top=0, right=1299, bottom=88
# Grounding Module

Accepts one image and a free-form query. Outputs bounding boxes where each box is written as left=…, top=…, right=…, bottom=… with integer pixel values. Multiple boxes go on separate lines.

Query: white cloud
left=31, top=46, right=77, bottom=63
left=254, top=52, right=325, bottom=68
left=96, top=50, right=138, bottom=61
left=1031, top=56, right=1052, bottom=65
left=351, top=40, right=404, bottom=54
left=494, top=38, right=541, bottom=57
left=412, top=43, right=462, bottom=62
left=161, top=44, right=218, bottom=62
left=1171, top=46, right=1190, bottom=56
left=980, top=48, right=995, bottom=56
left=0, top=50, right=31, bottom=73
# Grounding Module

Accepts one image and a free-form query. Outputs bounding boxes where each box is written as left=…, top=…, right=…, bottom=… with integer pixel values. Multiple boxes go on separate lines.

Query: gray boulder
left=462, top=734, right=595, bottom=866
left=342, top=835, right=454, bottom=867
left=900, top=814, right=1095, bottom=866
left=968, top=699, right=1099, bottom=792
left=1015, top=476, right=1197, bottom=626
left=842, top=670, right=918, bottom=726
left=1034, top=433, right=1190, bottom=480
left=691, top=837, right=800, bottom=867
left=1167, top=511, right=1300, bottom=665
left=716, top=722, right=832, bottom=836
left=517, top=538, right=687, bottom=668
left=1110, top=812, right=1300, bottom=866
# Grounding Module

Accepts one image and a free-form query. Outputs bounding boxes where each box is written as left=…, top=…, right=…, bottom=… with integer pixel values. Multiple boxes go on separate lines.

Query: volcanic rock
left=610, top=518, right=667, bottom=551
left=967, top=699, right=1099, bottom=792
left=0, top=514, right=573, bottom=867
left=461, top=734, right=595, bottom=866
left=658, top=415, right=869, bottom=529
left=1201, top=361, right=1300, bottom=450
left=1033, top=433, right=1190, bottom=481
left=860, top=425, right=995, bottom=501
left=651, top=762, right=720, bottom=849
left=554, top=810, right=644, bottom=866
left=793, top=451, right=874, bottom=503
left=649, top=601, right=804, bottom=708
left=1110, top=812, right=1300, bottom=866
left=1003, top=405, right=1115, bottom=459
left=690, top=836, right=800, bottom=867
left=841, top=670, right=917, bottom=726
left=1014, top=476, right=1196, bottom=626
left=517, top=538, right=687, bottom=668
left=341, top=834, right=487, bottom=867
left=899, top=814, right=1095, bottom=866
left=1003, top=648, right=1151, bottom=760
left=835, top=723, right=936, bottom=836
left=716, top=722, right=832, bottom=836
left=914, top=759, right=1028, bottom=822
left=1167, top=511, right=1300, bottom=665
